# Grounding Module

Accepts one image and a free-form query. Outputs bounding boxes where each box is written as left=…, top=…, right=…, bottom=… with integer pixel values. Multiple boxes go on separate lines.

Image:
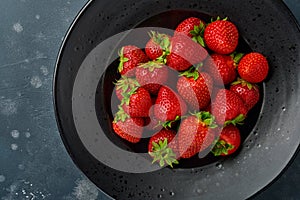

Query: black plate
left=53, top=0, right=300, bottom=199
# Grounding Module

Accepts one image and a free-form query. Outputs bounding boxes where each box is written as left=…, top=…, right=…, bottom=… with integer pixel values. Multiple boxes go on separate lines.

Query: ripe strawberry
left=154, top=86, right=187, bottom=122
left=144, top=107, right=162, bottom=132
left=166, top=34, right=208, bottom=71
left=177, top=111, right=217, bottom=159
left=115, top=76, right=140, bottom=101
left=211, top=125, right=241, bottom=156
left=237, top=52, right=269, bottom=83
left=230, top=78, right=260, bottom=110
left=204, top=18, right=239, bottom=54
left=211, top=89, right=248, bottom=125
left=118, top=45, right=148, bottom=77
left=174, top=17, right=206, bottom=47
left=122, top=87, right=152, bottom=118
left=177, top=68, right=213, bottom=110
left=112, top=107, right=144, bottom=143
left=135, top=61, right=169, bottom=95
left=205, top=53, right=243, bottom=86
left=145, top=31, right=171, bottom=62
left=148, top=129, right=179, bottom=167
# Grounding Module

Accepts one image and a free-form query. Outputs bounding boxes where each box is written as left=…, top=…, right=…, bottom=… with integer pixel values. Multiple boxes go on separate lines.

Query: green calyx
left=210, top=16, right=228, bottom=23
left=224, top=114, right=245, bottom=126
left=179, top=65, right=203, bottom=80
left=118, top=47, right=129, bottom=73
left=115, top=76, right=140, bottom=105
left=149, top=138, right=179, bottom=168
left=190, top=22, right=206, bottom=47
left=113, top=105, right=130, bottom=123
left=138, top=61, right=163, bottom=72
left=149, top=31, right=171, bottom=64
left=231, top=78, right=257, bottom=90
left=192, top=111, right=218, bottom=128
left=230, top=52, right=244, bottom=66
left=159, top=115, right=181, bottom=129
left=211, top=139, right=234, bottom=156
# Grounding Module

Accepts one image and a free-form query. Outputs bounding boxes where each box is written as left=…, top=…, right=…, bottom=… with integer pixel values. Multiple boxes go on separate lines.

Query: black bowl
left=53, top=0, right=300, bottom=199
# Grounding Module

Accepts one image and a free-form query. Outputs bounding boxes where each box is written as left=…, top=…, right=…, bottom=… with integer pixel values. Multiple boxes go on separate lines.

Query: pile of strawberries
left=112, top=16, right=269, bottom=168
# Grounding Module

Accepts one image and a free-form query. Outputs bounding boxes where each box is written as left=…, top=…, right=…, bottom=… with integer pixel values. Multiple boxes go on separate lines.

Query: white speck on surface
left=286, top=137, right=290, bottom=141
left=30, top=76, right=42, bottom=88
left=18, top=164, right=25, bottom=170
left=0, top=175, right=5, bottom=182
left=35, top=14, right=40, bottom=20
left=265, top=146, right=269, bottom=150
left=73, top=179, right=99, bottom=200
left=216, top=163, right=222, bottom=169
left=13, top=22, right=23, bottom=33
left=11, top=143, right=18, bottom=151
left=40, top=66, right=49, bottom=76
left=0, top=98, right=17, bottom=116
left=257, top=144, right=261, bottom=148
left=11, top=130, right=20, bottom=139
left=24, top=132, right=31, bottom=138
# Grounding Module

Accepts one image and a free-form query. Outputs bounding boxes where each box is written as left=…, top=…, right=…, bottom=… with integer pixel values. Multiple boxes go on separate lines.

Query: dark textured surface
left=0, top=0, right=299, bottom=199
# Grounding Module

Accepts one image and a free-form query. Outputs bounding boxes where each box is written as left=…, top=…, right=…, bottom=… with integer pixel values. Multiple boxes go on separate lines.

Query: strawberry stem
left=118, top=47, right=129, bottom=73
left=211, top=140, right=234, bottom=156
left=114, top=105, right=130, bottom=122
left=149, top=138, right=179, bottom=168
left=192, top=111, right=218, bottom=128
left=224, top=114, right=245, bottom=126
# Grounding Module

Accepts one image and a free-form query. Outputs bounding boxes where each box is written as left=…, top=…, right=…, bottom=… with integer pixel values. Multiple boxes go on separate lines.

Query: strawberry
left=211, top=125, right=241, bottom=156
left=174, top=17, right=206, bottom=47
left=177, top=111, right=217, bottom=159
left=204, top=18, right=239, bottom=54
left=135, top=61, right=169, bottom=95
left=166, top=34, right=208, bottom=71
left=144, top=107, right=162, bottom=132
left=145, top=31, right=171, bottom=62
left=205, top=53, right=243, bottom=86
left=211, top=89, right=248, bottom=125
left=115, top=76, right=140, bottom=101
left=230, top=78, right=260, bottom=110
left=112, top=107, right=144, bottom=143
left=122, top=87, right=152, bottom=118
left=237, top=52, right=269, bottom=83
left=148, top=129, right=179, bottom=167
left=154, top=86, right=187, bottom=122
left=177, top=68, right=213, bottom=110
left=118, top=45, right=148, bottom=77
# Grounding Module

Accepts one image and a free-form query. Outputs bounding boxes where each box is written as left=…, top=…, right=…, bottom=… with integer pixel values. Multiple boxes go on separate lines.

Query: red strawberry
left=144, top=107, right=162, bottom=132
left=237, top=52, right=269, bottom=83
left=122, top=87, right=152, bottom=118
left=154, top=86, right=187, bottom=122
left=211, top=89, right=248, bottom=125
left=115, top=76, right=140, bottom=101
left=204, top=18, right=239, bottom=54
left=145, top=31, right=171, bottom=62
left=177, top=68, right=213, bottom=110
left=166, top=34, right=208, bottom=71
left=174, top=17, right=206, bottom=46
left=205, top=53, right=243, bottom=86
left=112, top=107, right=144, bottom=143
left=118, top=45, right=148, bottom=77
left=135, top=61, right=169, bottom=95
left=177, top=112, right=217, bottom=159
left=148, top=129, right=179, bottom=167
left=211, top=125, right=241, bottom=156
left=230, top=78, right=260, bottom=110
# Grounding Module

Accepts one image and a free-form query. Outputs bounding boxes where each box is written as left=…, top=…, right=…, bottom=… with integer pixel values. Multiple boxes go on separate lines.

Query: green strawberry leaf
left=224, top=114, right=245, bottom=126
left=114, top=105, right=130, bottom=122
left=192, top=111, right=218, bottom=128
left=149, top=138, right=179, bottom=168
left=211, top=139, right=234, bottom=156
left=179, top=66, right=200, bottom=80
